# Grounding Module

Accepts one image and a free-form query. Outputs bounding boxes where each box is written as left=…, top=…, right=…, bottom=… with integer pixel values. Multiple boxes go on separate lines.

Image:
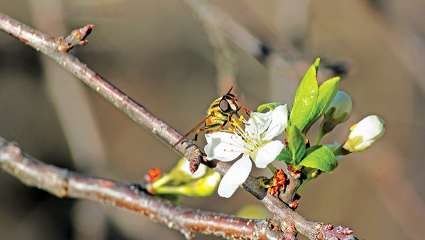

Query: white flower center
left=229, top=121, right=267, bottom=159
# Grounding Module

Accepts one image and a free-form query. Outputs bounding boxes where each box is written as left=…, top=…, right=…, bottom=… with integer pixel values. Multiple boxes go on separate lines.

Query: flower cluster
left=204, top=105, right=288, bottom=197
left=202, top=58, right=385, bottom=198
left=149, top=58, right=385, bottom=200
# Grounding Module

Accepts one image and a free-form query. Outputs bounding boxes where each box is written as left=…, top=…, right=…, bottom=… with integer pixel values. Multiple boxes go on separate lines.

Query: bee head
left=219, top=93, right=239, bottom=113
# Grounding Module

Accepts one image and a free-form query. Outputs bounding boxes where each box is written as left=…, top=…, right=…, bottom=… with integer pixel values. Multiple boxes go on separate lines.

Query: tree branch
left=184, top=0, right=238, bottom=95
left=0, top=13, right=357, bottom=239
left=0, top=136, right=290, bottom=239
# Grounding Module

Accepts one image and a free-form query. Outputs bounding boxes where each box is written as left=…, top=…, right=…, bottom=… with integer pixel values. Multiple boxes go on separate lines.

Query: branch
left=0, top=13, right=206, bottom=173
left=28, top=2, right=108, bottom=237
left=184, top=0, right=237, bottom=94
left=0, top=137, right=290, bottom=239
left=0, top=13, right=357, bottom=239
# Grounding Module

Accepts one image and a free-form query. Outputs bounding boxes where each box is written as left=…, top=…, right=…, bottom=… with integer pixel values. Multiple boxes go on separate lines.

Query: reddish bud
left=145, top=167, right=161, bottom=183
left=289, top=199, right=299, bottom=210
left=267, top=169, right=287, bottom=195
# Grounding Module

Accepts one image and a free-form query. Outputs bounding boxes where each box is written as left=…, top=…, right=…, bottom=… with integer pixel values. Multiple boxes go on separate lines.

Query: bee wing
left=173, top=115, right=211, bottom=147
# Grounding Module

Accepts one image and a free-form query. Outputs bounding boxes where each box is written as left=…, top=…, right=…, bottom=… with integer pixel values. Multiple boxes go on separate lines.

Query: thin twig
left=0, top=137, right=288, bottom=239
left=184, top=0, right=237, bottom=94
left=28, top=1, right=108, bottom=239
left=0, top=13, right=357, bottom=240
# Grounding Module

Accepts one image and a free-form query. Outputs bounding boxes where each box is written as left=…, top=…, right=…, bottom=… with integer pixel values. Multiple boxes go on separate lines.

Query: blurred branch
left=28, top=1, right=108, bottom=239
left=0, top=13, right=357, bottom=240
left=184, top=0, right=338, bottom=98
left=183, top=0, right=304, bottom=68
left=184, top=0, right=237, bottom=95
left=28, top=0, right=107, bottom=176
left=0, top=137, right=287, bottom=239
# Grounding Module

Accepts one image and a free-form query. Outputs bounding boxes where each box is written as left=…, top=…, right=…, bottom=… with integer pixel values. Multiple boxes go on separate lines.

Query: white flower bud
left=343, top=115, right=385, bottom=152
left=324, top=91, right=352, bottom=124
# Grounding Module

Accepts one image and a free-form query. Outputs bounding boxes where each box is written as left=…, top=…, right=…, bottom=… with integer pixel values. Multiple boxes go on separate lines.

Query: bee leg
left=243, top=106, right=251, bottom=115
left=193, top=126, right=206, bottom=141
left=221, top=120, right=228, bottom=129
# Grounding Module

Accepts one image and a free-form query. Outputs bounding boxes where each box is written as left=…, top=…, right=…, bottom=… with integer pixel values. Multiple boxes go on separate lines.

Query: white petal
left=204, top=132, right=245, bottom=161
left=245, top=111, right=272, bottom=137
left=254, top=140, right=284, bottom=168
left=263, top=105, right=288, bottom=141
left=217, top=155, right=252, bottom=198
left=349, top=115, right=384, bottom=141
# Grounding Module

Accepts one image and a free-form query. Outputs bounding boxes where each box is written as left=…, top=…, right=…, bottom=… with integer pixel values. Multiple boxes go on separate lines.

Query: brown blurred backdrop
left=0, top=0, right=424, bottom=239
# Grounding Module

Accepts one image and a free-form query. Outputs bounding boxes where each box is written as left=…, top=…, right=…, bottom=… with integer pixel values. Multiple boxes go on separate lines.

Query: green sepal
left=167, top=158, right=204, bottom=185
left=257, top=102, right=281, bottom=113
left=276, top=148, right=292, bottom=164
left=299, top=145, right=337, bottom=172
left=154, top=170, right=221, bottom=197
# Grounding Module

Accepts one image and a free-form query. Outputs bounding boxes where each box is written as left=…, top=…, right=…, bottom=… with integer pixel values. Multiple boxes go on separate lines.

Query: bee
left=173, top=87, right=247, bottom=147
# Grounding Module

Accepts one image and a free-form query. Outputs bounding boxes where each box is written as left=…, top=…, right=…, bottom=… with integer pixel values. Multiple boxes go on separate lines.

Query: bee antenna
left=226, top=86, right=233, bottom=94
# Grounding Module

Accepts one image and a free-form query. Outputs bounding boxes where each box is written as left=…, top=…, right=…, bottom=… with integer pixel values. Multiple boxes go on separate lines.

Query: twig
left=0, top=13, right=204, bottom=170
left=0, top=137, right=288, bottom=239
left=58, top=24, right=95, bottom=52
left=28, top=1, right=108, bottom=239
left=184, top=0, right=237, bottom=94
left=0, top=13, right=357, bottom=239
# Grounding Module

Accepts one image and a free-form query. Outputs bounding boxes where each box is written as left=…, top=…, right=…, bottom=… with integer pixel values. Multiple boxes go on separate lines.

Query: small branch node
left=184, top=145, right=205, bottom=173
left=57, top=24, right=95, bottom=52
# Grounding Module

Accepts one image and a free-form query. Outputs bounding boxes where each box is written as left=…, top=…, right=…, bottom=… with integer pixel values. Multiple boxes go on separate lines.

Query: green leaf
left=290, top=58, right=320, bottom=131
left=299, top=145, right=337, bottom=172
left=313, top=76, right=341, bottom=121
left=304, top=145, right=321, bottom=156
left=287, top=124, right=306, bottom=165
left=276, top=149, right=292, bottom=164
left=257, top=102, right=281, bottom=113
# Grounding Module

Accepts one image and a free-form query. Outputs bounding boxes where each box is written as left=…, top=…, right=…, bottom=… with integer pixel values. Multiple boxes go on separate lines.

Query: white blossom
left=343, top=115, right=385, bottom=152
left=204, top=105, right=288, bottom=198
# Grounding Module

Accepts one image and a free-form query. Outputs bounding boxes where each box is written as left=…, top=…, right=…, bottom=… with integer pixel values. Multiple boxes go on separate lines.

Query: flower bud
left=178, top=170, right=221, bottom=197
left=154, top=170, right=221, bottom=197
left=150, top=158, right=206, bottom=190
left=343, top=115, right=385, bottom=152
left=169, top=157, right=207, bottom=182
left=324, top=91, right=352, bottom=125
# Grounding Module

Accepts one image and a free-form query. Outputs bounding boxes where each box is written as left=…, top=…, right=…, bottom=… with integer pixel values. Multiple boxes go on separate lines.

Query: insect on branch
left=0, top=12, right=358, bottom=240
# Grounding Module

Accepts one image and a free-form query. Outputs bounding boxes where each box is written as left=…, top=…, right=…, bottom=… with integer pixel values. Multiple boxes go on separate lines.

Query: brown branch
left=0, top=13, right=357, bottom=239
left=0, top=136, right=290, bottom=239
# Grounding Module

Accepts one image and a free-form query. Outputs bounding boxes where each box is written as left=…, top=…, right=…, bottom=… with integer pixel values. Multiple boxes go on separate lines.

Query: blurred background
left=0, top=0, right=424, bottom=239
